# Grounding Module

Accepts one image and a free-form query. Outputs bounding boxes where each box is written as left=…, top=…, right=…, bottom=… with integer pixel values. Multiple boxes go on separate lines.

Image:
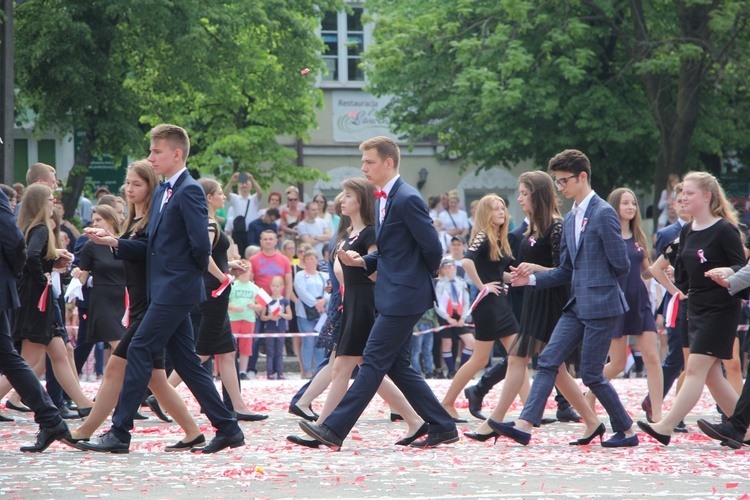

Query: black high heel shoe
left=569, top=423, right=606, bottom=445
left=463, top=430, right=499, bottom=443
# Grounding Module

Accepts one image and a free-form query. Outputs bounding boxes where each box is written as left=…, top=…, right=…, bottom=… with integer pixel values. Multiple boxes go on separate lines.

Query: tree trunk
left=62, top=132, right=93, bottom=220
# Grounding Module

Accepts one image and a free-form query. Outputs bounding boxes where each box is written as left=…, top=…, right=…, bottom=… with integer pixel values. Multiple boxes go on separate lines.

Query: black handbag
left=302, top=273, right=326, bottom=321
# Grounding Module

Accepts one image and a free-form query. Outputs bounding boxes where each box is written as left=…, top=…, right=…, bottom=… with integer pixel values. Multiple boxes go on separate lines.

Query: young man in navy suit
left=299, top=136, right=458, bottom=449
left=501, top=149, right=638, bottom=447
left=81, top=124, right=243, bottom=453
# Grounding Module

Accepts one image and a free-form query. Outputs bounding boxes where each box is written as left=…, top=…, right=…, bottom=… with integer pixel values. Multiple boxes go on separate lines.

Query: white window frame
left=318, top=4, right=373, bottom=89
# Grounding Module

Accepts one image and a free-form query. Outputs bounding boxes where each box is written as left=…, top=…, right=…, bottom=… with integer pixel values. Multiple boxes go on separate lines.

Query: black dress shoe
left=233, top=411, right=268, bottom=422
left=299, top=421, right=343, bottom=449
left=146, top=396, right=172, bottom=423
left=191, top=431, right=245, bottom=453
left=0, top=413, right=14, bottom=422
left=164, top=434, right=206, bottom=452
left=20, top=420, right=72, bottom=452
left=59, top=403, right=79, bottom=420
left=540, top=417, right=558, bottom=425
left=288, top=404, right=318, bottom=422
left=77, top=406, right=93, bottom=419
left=556, top=406, right=582, bottom=423
left=673, top=420, right=688, bottom=433
left=60, top=435, right=91, bottom=450
left=6, top=400, right=31, bottom=412
left=636, top=421, right=670, bottom=446
left=463, top=430, right=499, bottom=443
left=410, top=429, right=459, bottom=448
left=287, top=434, right=321, bottom=448
left=395, top=423, right=429, bottom=446
left=464, top=386, right=486, bottom=420
left=697, top=419, right=743, bottom=450
left=77, top=431, right=131, bottom=454
left=390, top=413, right=403, bottom=422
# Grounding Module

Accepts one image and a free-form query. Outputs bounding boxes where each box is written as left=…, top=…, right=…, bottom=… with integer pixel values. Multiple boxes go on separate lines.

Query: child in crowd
left=411, top=308, right=439, bottom=377
left=228, top=260, right=264, bottom=380
left=259, top=275, right=292, bottom=380
left=434, top=255, right=472, bottom=378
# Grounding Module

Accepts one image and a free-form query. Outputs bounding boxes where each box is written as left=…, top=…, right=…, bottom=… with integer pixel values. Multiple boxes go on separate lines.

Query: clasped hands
left=509, top=262, right=536, bottom=287
left=705, top=267, right=735, bottom=288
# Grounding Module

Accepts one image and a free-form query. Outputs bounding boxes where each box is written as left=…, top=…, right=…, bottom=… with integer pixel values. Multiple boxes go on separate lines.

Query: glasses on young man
left=554, top=174, right=579, bottom=188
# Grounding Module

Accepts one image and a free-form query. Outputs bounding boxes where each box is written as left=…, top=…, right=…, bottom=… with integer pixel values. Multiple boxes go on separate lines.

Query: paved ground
left=0, top=377, right=747, bottom=499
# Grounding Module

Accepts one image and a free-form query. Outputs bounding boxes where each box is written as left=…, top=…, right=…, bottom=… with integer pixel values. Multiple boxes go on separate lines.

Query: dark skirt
left=510, top=284, right=567, bottom=358
left=336, top=282, right=375, bottom=356
left=688, top=297, right=741, bottom=360
left=195, top=288, right=237, bottom=356
left=471, top=292, right=518, bottom=342
left=112, top=314, right=166, bottom=369
left=13, top=280, right=55, bottom=345
left=86, top=285, right=126, bottom=344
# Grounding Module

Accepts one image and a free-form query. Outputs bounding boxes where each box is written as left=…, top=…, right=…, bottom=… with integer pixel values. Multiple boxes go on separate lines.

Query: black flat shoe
left=60, top=435, right=91, bottom=450
left=569, top=423, right=606, bottom=445
left=464, top=386, right=487, bottom=420
left=463, top=430, right=499, bottom=443
left=77, top=406, right=93, bottom=419
left=636, top=421, right=670, bottom=446
left=165, top=434, right=206, bottom=452
left=0, top=413, right=14, bottom=422
left=146, top=395, right=172, bottom=423
left=410, top=429, right=460, bottom=448
left=452, top=416, right=468, bottom=423
left=6, top=400, right=31, bottom=413
left=20, top=420, right=72, bottom=453
left=287, top=435, right=321, bottom=448
left=395, top=423, right=429, bottom=446
left=390, top=413, right=403, bottom=422
left=59, top=403, right=79, bottom=420
left=288, top=404, right=318, bottom=422
left=191, top=431, right=245, bottom=453
left=77, top=431, right=130, bottom=454
left=233, top=411, right=268, bottom=422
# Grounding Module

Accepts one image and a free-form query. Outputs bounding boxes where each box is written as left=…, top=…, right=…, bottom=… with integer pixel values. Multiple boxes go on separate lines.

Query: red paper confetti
left=300, top=68, right=311, bottom=74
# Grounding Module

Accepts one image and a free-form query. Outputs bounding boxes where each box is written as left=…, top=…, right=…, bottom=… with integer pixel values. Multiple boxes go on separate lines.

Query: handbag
left=302, top=273, right=326, bottom=321
left=232, top=199, right=251, bottom=249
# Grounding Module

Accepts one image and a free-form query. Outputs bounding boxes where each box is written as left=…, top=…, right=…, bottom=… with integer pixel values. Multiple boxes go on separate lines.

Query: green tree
left=364, top=0, right=750, bottom=202
left=15, top=0, right=339, bottom=216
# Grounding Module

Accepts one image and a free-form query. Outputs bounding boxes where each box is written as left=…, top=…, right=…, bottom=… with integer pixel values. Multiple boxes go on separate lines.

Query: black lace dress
left=463, top=230, right=518, bottom=341
left=509, top=220, right=568, bottom=357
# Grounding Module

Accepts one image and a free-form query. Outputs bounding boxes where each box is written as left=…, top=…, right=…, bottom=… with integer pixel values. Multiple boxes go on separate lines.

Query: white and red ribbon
left=37, top=284, right=50, bottom=312
left=665, top=293, right=681, bottom=328
left=211, top=273, right=234, bottom=298
left=122, top=289, right=130, bottom=327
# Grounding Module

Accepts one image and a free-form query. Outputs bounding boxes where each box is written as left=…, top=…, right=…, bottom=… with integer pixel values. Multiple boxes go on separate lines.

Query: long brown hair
left=93, top=204, right=121, bottom=235
left=340, top=177, right=376, bottom=229
left=683, top=171, right=738, bottom=226
left=332, top=192, right=350, bottom=248
left=18, top=184, right=58, bottom=261
left=608, top=188, right=650, bottom=261
left=469, top=194, right=511, bottom=261
left=122, top=159, right=158, bottom=237
left=518, top=171, right=561, bottom=238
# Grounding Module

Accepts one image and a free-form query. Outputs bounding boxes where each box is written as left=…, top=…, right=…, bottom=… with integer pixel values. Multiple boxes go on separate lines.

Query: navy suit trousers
left=110, top=303, right=238, bottom=442
left=323, top=313, right=454, bottom=440
left=519, top=309, right=633, bottom=432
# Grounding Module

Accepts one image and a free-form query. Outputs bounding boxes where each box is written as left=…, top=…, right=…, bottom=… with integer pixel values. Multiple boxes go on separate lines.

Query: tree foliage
left=364, top=0, right=750, bottom=199
left=15, top=0, right=341, bottom=215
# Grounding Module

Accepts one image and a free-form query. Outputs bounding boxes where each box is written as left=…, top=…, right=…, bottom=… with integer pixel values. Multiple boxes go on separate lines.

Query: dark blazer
left=0, top=190, right=25, bottom=310
left=655, top=220, right=683, bottom=255
left=363, top=177, right=442, bottom=316
left=535, top=193, right=630, bottom=320
left=117, top=170, right=211, bottom=306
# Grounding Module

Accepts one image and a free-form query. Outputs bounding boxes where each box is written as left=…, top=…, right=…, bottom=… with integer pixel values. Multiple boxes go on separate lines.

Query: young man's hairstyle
left=548, top=149, right=591, bottom=182
left=265, top=208, right=280, bottom=219
left=150, top=124, right=191, bottom=161
left=360, top=136, right=400, bottom=171
left=26, top=163, right=56, bottom=186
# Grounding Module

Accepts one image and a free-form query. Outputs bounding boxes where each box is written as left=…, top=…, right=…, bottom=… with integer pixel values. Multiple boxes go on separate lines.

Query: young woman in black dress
left=166, top=178, right=264, bottom=421
left=311, top=177, right=425, bottom=444
left=77, top=205, right=126, bottom=352
left=639, top=172, right=745, bottom=445
left=67, top=160, right=204, bottom=450
left=466, top=173, right=601, bottom=444
left=0, top=184, right=94, bottom=414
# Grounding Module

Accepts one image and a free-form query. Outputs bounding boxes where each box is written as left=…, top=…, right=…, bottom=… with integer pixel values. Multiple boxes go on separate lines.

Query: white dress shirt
left=378, top=174, right=400, bottom=223
left=160, top=167, right=187, bottom=211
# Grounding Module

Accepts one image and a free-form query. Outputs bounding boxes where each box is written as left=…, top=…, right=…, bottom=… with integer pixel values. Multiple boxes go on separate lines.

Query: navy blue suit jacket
left=0, top=190, right=24, bottom=311
left=363, top=177, right=442, bottom=316
left=117, top=170, right=211, bottom=306
left=655, top=220, right=683, bottom=255
left=535, top=194, right=630, bottom=320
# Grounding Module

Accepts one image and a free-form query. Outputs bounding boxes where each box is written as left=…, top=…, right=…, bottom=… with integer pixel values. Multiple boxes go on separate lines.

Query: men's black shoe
left=540, top=417, right=557, bottom=425
left=447, top=370, right=456, bottom=379
left=556, top=406, right=582, bottom=423
left=299, top=421, right=343, bottom=449
left=464, top=385, right=487, bottom=420
left=77, top=431, right=131, bottom=454
left=191, top=431, right=245, bottom=453
left=410, top=429, right=460, bottom=449
left=697, top=419, right=743, bottom=450
left=673, top=420, right=688, bottom=433
left=59, top=403, right=79, bottom=420
left=20, top=420, right=72, bottom=452
left=145, top=396, right=172, bottom=423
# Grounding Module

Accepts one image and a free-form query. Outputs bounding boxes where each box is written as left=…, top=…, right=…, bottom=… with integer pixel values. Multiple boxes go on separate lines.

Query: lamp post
left=417, top=167, right=429, bottom=191
left=0, top=0, right=14, bottom=185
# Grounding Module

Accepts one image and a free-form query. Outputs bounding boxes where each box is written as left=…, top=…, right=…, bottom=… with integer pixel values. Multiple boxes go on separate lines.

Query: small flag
left=122, top=289, right=130, bottom=327
left=255, top=288, right=273, bottom=307
left=37, top=284, right=50, bottom=312
left=268, top=299, right=282, bottom=318
left=469, top=286, right=490, bottom=313
left=665, top=293, right=680, bottom=328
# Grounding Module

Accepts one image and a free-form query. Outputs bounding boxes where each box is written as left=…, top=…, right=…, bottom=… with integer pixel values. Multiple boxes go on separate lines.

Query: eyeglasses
left=287, top=197, right=298, bottom=201
left=554, top=174, right=579, bottom=188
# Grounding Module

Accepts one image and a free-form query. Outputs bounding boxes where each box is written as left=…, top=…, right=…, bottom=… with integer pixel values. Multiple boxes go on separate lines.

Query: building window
left=321, top=6, right=367, bottom=84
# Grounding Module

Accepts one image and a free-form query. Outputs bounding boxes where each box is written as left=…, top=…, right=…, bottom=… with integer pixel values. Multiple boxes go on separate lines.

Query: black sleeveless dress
left=79, top=241, right=126, bottom=344
left=336, top=226, right=377, bottom=356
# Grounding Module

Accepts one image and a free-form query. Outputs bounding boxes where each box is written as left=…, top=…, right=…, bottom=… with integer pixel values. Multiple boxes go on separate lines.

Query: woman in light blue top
left=294, top=250, right=330, bottom=377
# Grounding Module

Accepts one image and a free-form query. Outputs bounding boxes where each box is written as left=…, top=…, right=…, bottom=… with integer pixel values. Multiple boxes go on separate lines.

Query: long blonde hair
left=683, top=171, right=738, bottom=226
left=469, top=194, right=512, bottom=261
left=17, top=184, right=58, bottom=261
left=122, top=159, right=158, bottom=237
left=608, top=188, right=650, bottom=262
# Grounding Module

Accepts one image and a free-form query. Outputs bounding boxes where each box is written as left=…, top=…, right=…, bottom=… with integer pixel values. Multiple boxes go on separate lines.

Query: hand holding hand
left=511, top=263, right=535, bottom=278
left=510, top=273, right=530, bottom=287
left=338, top=249, right=365, bottom=268
left=85, top=227, right=118, bottom=247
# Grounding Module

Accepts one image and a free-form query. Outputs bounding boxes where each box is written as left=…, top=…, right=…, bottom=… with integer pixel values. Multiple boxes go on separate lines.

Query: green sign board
left=74, top=130, right=128, bottom=197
